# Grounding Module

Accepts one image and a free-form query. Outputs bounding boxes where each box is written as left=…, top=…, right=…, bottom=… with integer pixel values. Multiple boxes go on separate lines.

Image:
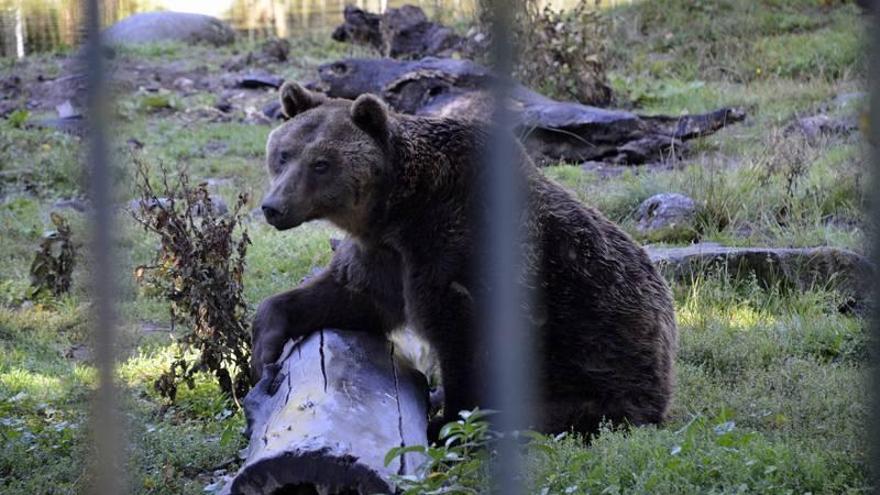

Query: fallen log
left=646, top=243, right=874, bottom=313
left=221, top=330, right=429, bottom=495
left=307, top=57, right=745, bottom=164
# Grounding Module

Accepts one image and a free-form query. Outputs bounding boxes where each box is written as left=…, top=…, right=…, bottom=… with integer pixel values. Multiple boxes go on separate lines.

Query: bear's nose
left=261, top=203, right=282, bottom=222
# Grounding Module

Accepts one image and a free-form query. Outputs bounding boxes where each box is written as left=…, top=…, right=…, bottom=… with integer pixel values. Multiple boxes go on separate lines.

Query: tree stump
left=221, top=330, right=429, bottom=495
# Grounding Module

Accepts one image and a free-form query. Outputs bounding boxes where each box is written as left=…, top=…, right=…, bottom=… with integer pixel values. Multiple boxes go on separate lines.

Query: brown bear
left=252, top=81, right=678, bottom=437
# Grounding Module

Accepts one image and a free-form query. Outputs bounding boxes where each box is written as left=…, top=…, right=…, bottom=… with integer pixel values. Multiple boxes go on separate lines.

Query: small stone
left=52, top=198, right=89, bottom=212
left=832, top=92, right=866, bottom=110
left=64, top=344, right=92, bottom=362
left=55, top=100, right=80, bottom=119
left=635, top=193, right=698, bottom=242
left=787, top=114, right=857, bottom=142
left=173, top=77, right=195, bottom=93
left=261, top=100, right=284, bottom=120
left=215, top=98, right=234, bottom=113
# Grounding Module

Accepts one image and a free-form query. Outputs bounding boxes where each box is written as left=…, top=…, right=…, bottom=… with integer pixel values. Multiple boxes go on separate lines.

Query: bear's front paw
left=250, top=325, right=289, bottom=383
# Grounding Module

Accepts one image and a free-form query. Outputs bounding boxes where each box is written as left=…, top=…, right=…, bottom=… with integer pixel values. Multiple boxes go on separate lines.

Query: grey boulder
left=103, top=12, right=235, bottom=46
left=635, top=193, right=699, bottom=242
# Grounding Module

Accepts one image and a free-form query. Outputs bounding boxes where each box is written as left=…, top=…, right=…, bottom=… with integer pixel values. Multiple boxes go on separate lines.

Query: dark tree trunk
left=304, top=57, right=745, bottom=164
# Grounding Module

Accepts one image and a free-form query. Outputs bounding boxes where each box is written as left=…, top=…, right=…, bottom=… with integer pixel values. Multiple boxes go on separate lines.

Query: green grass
left=0, top=0, right=870, bottom=492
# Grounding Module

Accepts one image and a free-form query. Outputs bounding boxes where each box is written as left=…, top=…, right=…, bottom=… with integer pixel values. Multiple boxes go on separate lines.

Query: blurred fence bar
left=83, top=0, right=124, bottom=493
left=871, top=2, right=880, bottom=489
left=484, top=0, right=533, bottom=493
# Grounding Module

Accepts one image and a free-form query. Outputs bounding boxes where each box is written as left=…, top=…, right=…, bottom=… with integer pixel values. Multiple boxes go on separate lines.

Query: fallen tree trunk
left=647, top=243, right=874, bottom=313
left=221, top=330, right=429, bottom=495
left=307, top=57, right=745, bottom=164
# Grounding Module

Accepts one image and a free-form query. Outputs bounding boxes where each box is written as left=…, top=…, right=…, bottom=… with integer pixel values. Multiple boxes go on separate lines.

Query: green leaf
left=384, top=445, right=426, bottom=467
left=7, top=109, right=29, bottom=128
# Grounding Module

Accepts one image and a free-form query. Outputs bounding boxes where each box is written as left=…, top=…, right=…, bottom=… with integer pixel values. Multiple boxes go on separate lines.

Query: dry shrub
left=480, top=0, right=612, bottom=105
left=132, top=159, right=252, bottom=404
left=29, top=212, right=77, bottom=298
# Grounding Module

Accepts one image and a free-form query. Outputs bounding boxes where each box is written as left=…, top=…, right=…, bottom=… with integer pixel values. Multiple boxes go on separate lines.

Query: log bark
left=307, top=57, right=745, bottom=164
left=221, top=330, right=429, bottom=495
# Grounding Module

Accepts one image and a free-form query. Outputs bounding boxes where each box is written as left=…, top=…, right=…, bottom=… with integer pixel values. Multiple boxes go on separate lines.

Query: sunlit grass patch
left=0, top=368, right=66, bottom=400
left=0, top=124, right=82, bottom=197
left=244, top=221, right=338, bottom=302
left=608, top=0, right=864, bottom=84
left=673, top=273, right=865, bottom=371
left=526, top=404, right=867, bottom=494
left=750, top=27, right=863, bottom=81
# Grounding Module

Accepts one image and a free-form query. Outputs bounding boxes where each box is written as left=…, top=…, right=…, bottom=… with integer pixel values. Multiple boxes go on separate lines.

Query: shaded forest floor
left=0, top=0, right=870, bottom=493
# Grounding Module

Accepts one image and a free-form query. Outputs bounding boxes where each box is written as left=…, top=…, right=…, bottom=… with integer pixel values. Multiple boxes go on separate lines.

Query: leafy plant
left=7, top=109, right=29, bottom=128
left=132, top=159, right=252, bottom=404
left=28, top=212, right=77, bottom=299
left=386, top=409, right=496, bottom=494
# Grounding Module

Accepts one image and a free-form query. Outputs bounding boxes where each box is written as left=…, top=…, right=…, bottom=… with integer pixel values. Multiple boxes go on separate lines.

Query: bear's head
left=261, top=82, right=393, bottom=234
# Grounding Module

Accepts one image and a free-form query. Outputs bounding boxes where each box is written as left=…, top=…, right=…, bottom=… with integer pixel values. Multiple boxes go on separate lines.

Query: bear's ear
left=279, top=82, right=326, bottom=119
left=351, top=94, right=390, bottom=147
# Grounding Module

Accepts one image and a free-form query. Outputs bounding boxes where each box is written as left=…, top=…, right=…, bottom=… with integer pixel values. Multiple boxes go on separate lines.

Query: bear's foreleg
left=250, top=270, right=394, bottom=381
left=406, top=274, right=481, bottom=441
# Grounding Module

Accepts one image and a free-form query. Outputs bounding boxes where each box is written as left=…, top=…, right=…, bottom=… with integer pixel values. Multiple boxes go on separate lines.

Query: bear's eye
left=278, top=151, right=291, bottom=164
left=311, top=160, right=330, bottom=174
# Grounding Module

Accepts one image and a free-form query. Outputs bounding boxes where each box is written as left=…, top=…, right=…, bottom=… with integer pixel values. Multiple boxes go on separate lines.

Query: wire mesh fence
left=71, top=0, right=879, bottom=494
left=79, top=0, right=535, bottom=493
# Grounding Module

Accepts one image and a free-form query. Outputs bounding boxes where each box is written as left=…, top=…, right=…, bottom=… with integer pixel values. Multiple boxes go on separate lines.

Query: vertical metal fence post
left=83, top=0, right=123, bottom=493
left=870, top=1, right=880, bottom=489
left=485, top=0, right=532, bottom=493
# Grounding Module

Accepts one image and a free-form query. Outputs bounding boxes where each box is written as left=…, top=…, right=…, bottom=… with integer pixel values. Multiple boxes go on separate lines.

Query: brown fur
left=254, top=82, right=678, bottom=437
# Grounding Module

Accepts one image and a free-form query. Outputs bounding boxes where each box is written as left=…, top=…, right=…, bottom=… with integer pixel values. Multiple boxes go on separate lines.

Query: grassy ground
left=0, top=0, right=870, bottom=493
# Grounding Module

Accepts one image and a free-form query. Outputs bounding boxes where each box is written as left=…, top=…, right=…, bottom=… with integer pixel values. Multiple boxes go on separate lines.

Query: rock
left=140, top=321, right=172, bottom=334
left=64, top=344, right=91, bottom=362
left=647, top=243, right=873, bottom=303
left=214, top=96, right=234, bottom=113
left=786, top=114, right=857, bottom=142
left=103, top=12, right=235, bottom=46
left=636, top=193, right=698, bottom=242
left=261, top=99, right=284, bottom=120
left=204, top=177, right=234, bottom=190
left=55, top=100, right=80, bottom=119
left=27, top=116, right=85, bottom=136
left=52, top=198, right=89, bottom=213
left=172, top=77, right=195, bottom=93
left=831, top=92, right=866, bottom=110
